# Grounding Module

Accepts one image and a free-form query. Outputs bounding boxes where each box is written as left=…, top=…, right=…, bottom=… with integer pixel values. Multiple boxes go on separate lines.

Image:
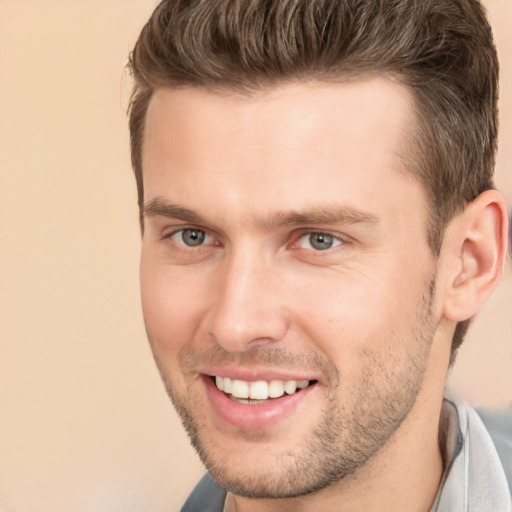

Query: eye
left=170, top=228, right=212, bottom=247
left=297, top=232, right=342, bottom=251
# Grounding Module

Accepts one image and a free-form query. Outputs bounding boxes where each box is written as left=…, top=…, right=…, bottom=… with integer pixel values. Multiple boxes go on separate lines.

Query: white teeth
left=214, top=377, right=311, bottom=400
left=223, top=377, right=232, bottom=394
left=268, top=380, right=285, bottom=398
left=231, top=379, right=249, bottom=399
left=249, top=381, right=268, bottom=400
left=284, top=380, right=297, bottom=394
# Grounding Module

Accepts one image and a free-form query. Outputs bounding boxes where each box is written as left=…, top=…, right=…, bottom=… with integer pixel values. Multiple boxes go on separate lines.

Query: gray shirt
left=429, top=398, right=511, bottom=511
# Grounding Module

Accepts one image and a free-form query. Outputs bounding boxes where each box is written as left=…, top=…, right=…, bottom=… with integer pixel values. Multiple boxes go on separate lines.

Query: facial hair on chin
left=153, top=277, right=438, bottom=499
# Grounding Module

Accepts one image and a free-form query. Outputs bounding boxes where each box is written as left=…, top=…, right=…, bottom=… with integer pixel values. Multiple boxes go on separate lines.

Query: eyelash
left=165, top=226, right=217, bottom=248
left=293, top=231, right=345, bottom=251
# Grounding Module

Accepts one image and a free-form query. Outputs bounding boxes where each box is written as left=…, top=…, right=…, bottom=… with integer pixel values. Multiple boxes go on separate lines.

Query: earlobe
left=443, top=190, right=509, bottom=322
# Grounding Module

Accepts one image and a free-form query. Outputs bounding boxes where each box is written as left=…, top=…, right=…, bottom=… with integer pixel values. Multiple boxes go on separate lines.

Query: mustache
left=179, top=343, right=339, bottom=380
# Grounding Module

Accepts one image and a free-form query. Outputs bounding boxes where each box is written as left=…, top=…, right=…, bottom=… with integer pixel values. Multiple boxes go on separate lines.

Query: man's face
left=140, top=78, right=442, bottom=498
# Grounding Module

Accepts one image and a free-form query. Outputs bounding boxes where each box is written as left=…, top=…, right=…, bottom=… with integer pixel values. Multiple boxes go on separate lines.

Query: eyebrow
left=144, top=198, right=206, bottom=224
left=261, top=207, right=379, bottom=229
left=143, top=197, right=379, bottom=229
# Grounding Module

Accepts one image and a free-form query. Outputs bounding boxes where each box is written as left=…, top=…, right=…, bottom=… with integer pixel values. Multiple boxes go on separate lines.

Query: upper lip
left=199, top=366, right=318, bottom=382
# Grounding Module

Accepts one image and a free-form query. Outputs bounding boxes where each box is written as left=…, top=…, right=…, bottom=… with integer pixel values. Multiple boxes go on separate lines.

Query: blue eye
left=171, top=228, right=211, bottom=247
left=297, top=232, right=342, bottom=251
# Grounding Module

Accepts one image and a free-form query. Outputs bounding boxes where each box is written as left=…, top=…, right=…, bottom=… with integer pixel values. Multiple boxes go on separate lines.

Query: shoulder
left=476, top=404, right=512, bottom=492
left=180, top=473, right=227, bottom=512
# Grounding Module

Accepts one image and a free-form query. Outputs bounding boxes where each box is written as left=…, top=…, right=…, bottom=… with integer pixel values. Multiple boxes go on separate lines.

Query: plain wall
left=0, top=1, right=510, bottom=511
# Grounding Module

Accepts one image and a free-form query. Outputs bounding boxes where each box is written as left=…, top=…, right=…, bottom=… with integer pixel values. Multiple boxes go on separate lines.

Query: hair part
left=128, top=0, right=499, bottom=362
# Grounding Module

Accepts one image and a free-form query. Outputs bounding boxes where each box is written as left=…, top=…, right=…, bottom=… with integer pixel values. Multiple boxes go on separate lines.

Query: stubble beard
left=155, top=279, right=438, bottom=499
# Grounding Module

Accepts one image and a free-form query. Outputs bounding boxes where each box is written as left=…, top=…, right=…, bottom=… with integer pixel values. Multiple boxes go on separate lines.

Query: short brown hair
left=128, top=0, right=499, bottom=360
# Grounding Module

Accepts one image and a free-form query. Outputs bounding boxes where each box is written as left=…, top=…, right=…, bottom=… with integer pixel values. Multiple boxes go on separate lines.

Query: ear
left=442, top=190, right=509, bottom=322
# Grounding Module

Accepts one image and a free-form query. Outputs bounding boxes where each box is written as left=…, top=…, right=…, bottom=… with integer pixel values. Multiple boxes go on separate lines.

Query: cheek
left=139, top=251, right=209, bottom=359
left=291, top=263, right=429, bottom=367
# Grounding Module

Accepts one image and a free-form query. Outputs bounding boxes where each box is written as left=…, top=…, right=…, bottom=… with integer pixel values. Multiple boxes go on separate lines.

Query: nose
left=206, top=248, right=289, bottom=352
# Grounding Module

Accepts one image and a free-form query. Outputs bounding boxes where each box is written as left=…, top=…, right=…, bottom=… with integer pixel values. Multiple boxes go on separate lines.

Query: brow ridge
left=144, top=198, right=206, bottom=224
left=143, top=197, right=379, bottom=229
left=260, top=207, right=379, bottom=229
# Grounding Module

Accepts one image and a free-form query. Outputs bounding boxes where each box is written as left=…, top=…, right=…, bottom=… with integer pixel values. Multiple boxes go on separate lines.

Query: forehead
left=143, top=78, right=416, bottom=164
left=141, top=78, right=423, bottom=226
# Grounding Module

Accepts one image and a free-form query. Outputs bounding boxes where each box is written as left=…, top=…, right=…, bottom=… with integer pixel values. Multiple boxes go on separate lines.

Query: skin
left=139, top=77, right=502, bottom=511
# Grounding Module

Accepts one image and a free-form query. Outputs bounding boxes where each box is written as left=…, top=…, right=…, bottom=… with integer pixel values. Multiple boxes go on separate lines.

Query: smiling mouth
left=212, top=376, right=317, bottom=404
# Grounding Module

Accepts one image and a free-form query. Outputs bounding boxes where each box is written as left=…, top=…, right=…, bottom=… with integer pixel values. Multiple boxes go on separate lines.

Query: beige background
left=0, top=1, right=510, bottom=511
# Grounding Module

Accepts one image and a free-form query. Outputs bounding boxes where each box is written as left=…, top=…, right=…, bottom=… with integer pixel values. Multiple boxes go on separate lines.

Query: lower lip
left=203, top=376, right=316, bottom=430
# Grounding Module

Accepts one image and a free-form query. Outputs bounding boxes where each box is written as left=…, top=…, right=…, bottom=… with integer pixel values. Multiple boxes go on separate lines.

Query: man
left=127, top=0, right=511, bottom=510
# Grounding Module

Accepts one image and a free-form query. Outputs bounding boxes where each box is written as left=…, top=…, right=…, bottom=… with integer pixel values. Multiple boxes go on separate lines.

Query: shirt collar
left=430, top=397, right=511, bottom=512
